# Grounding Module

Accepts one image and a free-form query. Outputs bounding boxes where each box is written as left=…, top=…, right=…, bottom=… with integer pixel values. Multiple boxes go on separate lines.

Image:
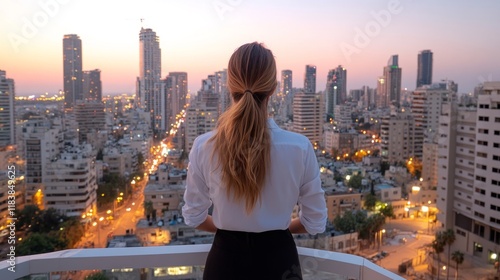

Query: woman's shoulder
left=193, top=131, right=215, bottom=148
left=271, top=129, right=312, bottom=150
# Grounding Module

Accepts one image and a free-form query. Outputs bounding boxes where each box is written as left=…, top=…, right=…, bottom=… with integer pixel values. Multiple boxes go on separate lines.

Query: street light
left=491, top=253, right=499, bottom=276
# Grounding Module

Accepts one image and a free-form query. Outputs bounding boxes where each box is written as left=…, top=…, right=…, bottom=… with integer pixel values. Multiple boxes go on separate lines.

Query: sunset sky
left=1, top=0, right=499, bottom=96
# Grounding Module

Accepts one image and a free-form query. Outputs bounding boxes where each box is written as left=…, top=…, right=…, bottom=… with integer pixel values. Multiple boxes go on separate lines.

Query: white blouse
left=182, top=118, right=327, bottom=234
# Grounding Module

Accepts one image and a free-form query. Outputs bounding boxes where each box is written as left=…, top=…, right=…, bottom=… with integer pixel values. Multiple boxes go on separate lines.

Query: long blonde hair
left=210, top=42, right=277, bottom=212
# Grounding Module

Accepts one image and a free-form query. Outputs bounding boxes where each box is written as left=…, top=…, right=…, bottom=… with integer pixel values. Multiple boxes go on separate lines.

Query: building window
left=474, top=212, right=485, bottom=220
left=475, top=200, right=485, bottom=207
left=476, top=164, right=487, bottom=170
left=479, top=116, right=490, bottom=121
left=474, top=242, right=483, bottom=253
left=476, top=175, right=486, bottom=182
left=474, top=223, right=485, bottom=236
left=489, top=229, right=500, bottom=245
left=491, top=217, right=500, bottom=225
left=478, top=129, right=489, bottom=134
left=478, top=140, right=488, bottom=146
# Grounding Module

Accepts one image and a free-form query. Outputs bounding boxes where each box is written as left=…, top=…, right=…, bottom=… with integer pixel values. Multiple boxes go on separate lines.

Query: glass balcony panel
left=0, top=245, right=404, bottom=280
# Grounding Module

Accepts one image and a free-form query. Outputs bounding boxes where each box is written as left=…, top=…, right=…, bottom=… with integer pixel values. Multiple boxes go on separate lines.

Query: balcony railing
left=0, top=245, right=405, bottom=280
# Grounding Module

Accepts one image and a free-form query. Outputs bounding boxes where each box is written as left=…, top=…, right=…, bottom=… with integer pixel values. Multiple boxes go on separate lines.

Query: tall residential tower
left=416, top=50, right=433, bottom=88
left=325, top=66, right=347, bottom=120
left=380, top=55, right=402, bottom=108
left=63, top=34, right=83, bottom=108
left=304, top=65, right=317, bottom=93
left=82, top=69, right=102, bottom=102
left=137, top=28, right=163, bottom=131
left=0, top=70, right=15, bottom=147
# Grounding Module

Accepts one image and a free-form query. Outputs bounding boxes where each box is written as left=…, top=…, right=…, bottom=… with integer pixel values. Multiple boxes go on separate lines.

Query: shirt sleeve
left=181, top=139, right=212, bottom=228
left=298, top=143, right=327, bottom=235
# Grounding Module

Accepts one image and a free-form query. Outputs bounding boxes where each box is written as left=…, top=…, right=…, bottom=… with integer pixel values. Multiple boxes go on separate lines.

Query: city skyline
left=1, top=0, right=500, bottom=96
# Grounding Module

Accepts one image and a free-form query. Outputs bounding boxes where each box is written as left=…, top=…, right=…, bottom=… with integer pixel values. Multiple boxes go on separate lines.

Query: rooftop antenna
left=140, top=18, right=145, bottom=28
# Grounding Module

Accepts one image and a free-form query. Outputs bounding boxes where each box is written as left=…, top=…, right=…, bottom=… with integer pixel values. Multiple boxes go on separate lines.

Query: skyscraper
left=416, top=50, right=433, bottom=88
left=137, top=28, right=162, bottom=131
left=0, top=70, right=15, bottom=147
left=83, top=69, right=102, bottom=101
left=63, top=34, right=83, bottom=108
left=166, top=72, right=188, bottom=129
left=281, top=70, right=292, bottom=96
left=215, top=69, right=229, bottom=115
left=325, top=66, right=347, bottom=120
left=280, top=70, right=293, bottom=120
left=381, top=55, right=402, bottom=107
left=304, top=65, right=316, bottom=93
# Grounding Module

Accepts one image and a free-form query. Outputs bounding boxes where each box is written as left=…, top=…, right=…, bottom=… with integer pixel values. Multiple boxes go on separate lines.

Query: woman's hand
left=288, top=218, right=307, bottom=234
left=196, top=215, right=218, bottom=233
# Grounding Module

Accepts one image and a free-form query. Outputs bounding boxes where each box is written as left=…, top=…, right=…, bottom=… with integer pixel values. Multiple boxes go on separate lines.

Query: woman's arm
left=288, top=217, right=307, bottom=234
left=196, top=215, right=218, bottom=233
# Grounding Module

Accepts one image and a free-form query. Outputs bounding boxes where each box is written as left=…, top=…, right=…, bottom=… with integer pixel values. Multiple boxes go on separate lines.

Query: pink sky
left=1, top=0, right=499, bottom=96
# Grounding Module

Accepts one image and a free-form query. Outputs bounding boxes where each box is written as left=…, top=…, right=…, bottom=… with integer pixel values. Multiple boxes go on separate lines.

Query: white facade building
left=438, top=82, right=500, bottom=263
left=293, top=92, right=323, bottom=146
left=21, top=117, right=63, bottom=205
left=43, top=144, right=97, bottom=217
left=380, top=111, right=416, bottom=164
left=184, top=100, right=218, bottom=153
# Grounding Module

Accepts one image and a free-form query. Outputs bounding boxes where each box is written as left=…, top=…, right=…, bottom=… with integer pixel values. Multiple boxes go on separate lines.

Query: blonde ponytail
left=210, top=42, right=277, bottom=212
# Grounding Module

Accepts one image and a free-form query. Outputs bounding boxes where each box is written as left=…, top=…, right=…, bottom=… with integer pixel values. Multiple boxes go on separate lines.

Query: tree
left=379, top=203, right=395, bottom=219
left=16, top=204, right=42, bottom=232
left=451, top=250, right=464, bottom=280
left=333, top=172, right=343, bottom=182
left=347, top=174, right=363, bottom=189
left=406, top=158, right=423, bottom=179
left=16, top=205, right=63, bottom=233
left=431, top=231, right=445, bottom=280
left=370, top=180, right=375, bottom=196
left=85, top=271, right=110, bottom=280
left=39, top=208, right=64, bottom=232
left=364, top=194, right=377, bottom=211
left=144, top=200, right=154, bottom=221
left=58, top=218, right=85, bottom=248
left=333, top=210, right=358, bottom=233
left=380, top=161, right=390, bottom=176
left=442, top=229, right=456, bottom=280
left=96, top=149, right=103, bottom=160
left=136, top=152, right=145, bottom=173
left=17, top=232, right=67, bottom=256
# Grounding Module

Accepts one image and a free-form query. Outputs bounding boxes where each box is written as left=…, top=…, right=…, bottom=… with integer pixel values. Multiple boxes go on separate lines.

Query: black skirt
left=203, top=228, right=302, bottom=280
